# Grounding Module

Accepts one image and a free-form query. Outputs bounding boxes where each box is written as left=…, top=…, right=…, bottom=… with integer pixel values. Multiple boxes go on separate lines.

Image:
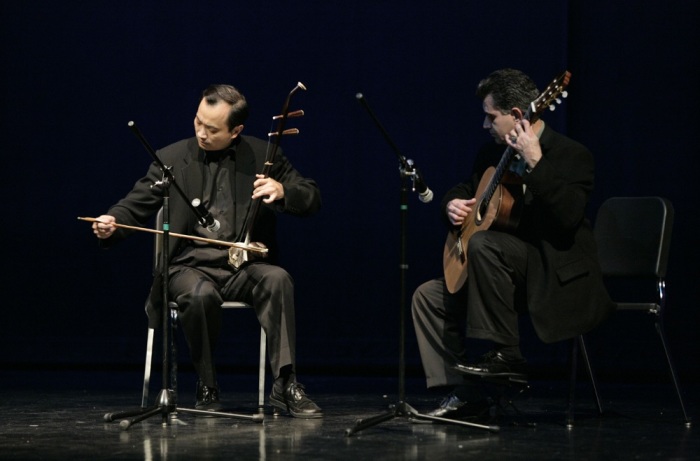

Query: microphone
left=191, top=198, right=221, bottom=232
left=415, top=170, right=434, bottom=203
left=407, top=159, right=434, bottom=203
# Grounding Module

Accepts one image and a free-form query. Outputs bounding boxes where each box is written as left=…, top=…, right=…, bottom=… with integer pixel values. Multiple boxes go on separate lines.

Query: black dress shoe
left=269, top=382, right=323, bottom=419
left=425, top=392, right=492, bottom=419
left=195, top=380, right=222, bottom=411
left=454, top=350, right=527, bottom=379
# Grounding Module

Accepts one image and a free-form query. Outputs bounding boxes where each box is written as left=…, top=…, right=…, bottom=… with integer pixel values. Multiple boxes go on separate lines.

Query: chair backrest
left=593, top=196, right=674, bottom=278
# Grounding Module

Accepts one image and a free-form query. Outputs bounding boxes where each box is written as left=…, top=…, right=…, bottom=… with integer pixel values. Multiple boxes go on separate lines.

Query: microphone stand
left=345, top=94, right=499, bottom=436
left=103, top=122, right=264, bottom=430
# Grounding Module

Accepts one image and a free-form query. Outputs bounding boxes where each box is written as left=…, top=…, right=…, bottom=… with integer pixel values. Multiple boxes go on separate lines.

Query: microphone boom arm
left=128, top=121, right=215, bottom=229
left=355, top=93, right=432, bottom=202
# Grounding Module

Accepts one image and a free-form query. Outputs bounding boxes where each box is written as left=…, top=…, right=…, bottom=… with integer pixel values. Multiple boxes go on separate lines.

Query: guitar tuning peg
left=555, top=98, right=562, bottom=104
left=561, top=91, right=568, bottom=98
left=549, top=105, right=556, bottom=111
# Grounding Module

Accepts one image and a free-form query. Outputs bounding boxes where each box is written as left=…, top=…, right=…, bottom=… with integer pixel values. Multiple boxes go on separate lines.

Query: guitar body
left=442, top=167, right=522, bottom=294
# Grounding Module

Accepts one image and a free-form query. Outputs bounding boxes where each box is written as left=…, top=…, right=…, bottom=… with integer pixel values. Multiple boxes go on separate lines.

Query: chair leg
left=567, top=335, right=604, bottom=428
left=655, top=321, right=692, bottom=426
left=258, top=328, right=267, bottom=412
left=566, top=337, right=579, bottom=428
left=578, top=335, right=603, bottom=415
left=170, top=309, right=178, bottom=404
left=142, top=328, right=155, bottom=408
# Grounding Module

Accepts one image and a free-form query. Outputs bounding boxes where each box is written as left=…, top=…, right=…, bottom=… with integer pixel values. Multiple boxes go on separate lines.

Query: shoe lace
left=439, top=392, right=459, bottom=408
left=482, top=350, right=499, bottom=361
left=288, top=382, right=308, bottom=402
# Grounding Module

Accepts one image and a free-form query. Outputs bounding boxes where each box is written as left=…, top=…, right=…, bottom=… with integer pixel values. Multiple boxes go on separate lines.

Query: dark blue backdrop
left=1, top=2, right=698, bottom=387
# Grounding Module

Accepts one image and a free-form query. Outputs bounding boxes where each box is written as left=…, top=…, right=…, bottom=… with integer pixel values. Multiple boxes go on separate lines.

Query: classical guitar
left=442, top=70, right=571, bottom=294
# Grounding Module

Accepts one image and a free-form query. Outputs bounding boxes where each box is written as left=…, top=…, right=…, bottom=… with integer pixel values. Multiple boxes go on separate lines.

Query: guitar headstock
left=529, top=70, right=571, bottom=120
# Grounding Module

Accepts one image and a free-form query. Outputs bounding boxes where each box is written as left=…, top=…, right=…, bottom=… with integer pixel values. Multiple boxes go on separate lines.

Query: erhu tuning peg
left=273, top=109, right=305, bottom=120
left=268, top=128, right=300, bottom=137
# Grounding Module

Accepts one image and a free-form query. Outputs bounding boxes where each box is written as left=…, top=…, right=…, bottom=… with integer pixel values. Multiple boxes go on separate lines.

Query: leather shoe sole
left=454, top=351, right=527, bottom=380
left=454, top=362, right=527, bottom=380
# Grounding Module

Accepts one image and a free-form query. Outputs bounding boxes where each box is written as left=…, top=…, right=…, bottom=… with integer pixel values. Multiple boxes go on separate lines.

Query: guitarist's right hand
left=446, top=198, right=477, bottom=227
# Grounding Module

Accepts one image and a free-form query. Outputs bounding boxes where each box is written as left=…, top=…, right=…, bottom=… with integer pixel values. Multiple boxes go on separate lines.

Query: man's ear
left=510, top=107, right=524, bottom=121
left=231, top=124, right=245, bottom=139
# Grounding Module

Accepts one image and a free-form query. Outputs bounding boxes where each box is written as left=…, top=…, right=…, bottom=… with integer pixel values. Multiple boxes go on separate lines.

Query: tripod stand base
left=344, top=401, right=499, bottom=436
left=104, top=389, right=264, bottom=430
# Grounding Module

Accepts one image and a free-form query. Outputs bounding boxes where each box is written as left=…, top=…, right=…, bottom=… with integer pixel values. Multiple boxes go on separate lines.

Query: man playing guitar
left=412, top=68, right=614, bottom=420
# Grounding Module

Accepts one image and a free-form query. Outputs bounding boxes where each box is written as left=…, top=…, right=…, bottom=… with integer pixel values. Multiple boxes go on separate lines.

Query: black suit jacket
left=102, top=135, right=321, bottom=326
left=442, top=125, right=614, bottom=343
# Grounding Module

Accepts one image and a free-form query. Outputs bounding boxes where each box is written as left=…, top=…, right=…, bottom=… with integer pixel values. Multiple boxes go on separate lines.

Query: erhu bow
left=76, top=217, right=268, bottom=254
left=228, top=82, right=307, bottom=269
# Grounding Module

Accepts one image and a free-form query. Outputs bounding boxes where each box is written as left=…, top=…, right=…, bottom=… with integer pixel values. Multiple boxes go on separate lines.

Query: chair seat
left=143, top=301, right=267, bottom=411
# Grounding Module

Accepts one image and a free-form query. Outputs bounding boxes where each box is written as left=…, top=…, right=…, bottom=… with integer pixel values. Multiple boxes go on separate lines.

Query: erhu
left=228, top=81, right=307, bottom=269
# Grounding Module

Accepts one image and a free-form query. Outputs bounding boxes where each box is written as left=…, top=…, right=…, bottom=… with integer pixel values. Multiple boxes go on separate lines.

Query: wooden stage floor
left=0, top=369, right=696, bottom=460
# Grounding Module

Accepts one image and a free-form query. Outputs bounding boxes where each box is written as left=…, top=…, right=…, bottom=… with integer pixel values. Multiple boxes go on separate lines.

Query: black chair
left=570, top=196, right=691, bottom=426
left=141, top=209, right=267, bottom=414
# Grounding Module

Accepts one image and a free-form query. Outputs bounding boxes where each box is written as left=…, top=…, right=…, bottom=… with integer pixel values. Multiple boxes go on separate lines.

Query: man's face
left=193, top=98, right=243, bottom=151
left=482, top=94, right=517, bottom=145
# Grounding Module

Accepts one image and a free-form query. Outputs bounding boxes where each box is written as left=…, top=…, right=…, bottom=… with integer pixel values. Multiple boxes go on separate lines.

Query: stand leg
left=104, top=389, right=176, bottom=429
left=345, top=406, right=398, bottom=436
left=176, top=407, right=265, bottom=421
left=345, top=401, right=499, bottom=436
left=106, top=388, right=265, bottom=430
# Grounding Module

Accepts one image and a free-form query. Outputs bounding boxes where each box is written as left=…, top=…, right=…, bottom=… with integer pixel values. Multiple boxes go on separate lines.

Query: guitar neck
left=481, top=145, right=517, bottom=206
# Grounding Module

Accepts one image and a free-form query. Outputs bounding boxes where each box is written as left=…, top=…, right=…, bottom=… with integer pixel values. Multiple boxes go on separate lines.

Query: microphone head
left=419, top=188, right=434, bottom=204
left=206, top=219, right=221, bottom=232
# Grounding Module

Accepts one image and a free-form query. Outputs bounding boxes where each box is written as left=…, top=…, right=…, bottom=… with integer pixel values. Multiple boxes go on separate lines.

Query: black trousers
left=411, top=231, right=529, bottom=388
left=169, top=262, right=296, bottom=387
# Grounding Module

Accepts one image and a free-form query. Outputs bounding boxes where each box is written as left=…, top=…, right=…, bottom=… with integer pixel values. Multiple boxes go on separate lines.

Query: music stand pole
left=345, top=95, right=499, bottom=435
left=103, top=123, right=263, bottom=429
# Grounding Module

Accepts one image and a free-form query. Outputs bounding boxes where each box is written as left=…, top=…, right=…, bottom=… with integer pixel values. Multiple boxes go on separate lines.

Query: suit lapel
left=175, top=139, right=205, bottom=228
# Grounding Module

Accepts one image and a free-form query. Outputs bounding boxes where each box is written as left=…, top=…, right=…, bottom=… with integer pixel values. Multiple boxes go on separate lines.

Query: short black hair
left=476, top=69, right=539, bottom=114
left=201, top=84, right=250, bottom=130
